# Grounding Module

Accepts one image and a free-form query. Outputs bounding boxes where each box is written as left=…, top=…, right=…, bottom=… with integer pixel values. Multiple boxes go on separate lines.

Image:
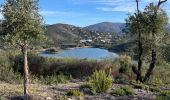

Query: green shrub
left=114, top=76, right=129, bottom=84
left=156, top=90, right=170, bottom=100
left=113, top=86, right=134, bottom=96
left=131, top=81, right=145, bottom=89
left=67, top=90, right=84, bottom=97
left=89, top=70, right=113, bottom=93
left=155, top=95, right=170, bottom=100
left=80, top=83, right=93, bottom=90
left=40, top=74, right=71, bottom=85
left=14, top=53, right=113, bottom=78
left=161, top=91, right=170, bottom=96
left=0, top=50, right=22, bottom=83
left=149, top=87, right=161, bottom=92
left=118, top=55, right=132, bottom=74
left=121, top=86, right=134, bottom=95
left=114, top=88, right=126, bottom=96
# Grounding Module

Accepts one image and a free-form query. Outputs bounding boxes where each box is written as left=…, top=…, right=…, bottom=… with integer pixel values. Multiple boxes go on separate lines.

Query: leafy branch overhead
left=1, top=0, right=45, bottom=46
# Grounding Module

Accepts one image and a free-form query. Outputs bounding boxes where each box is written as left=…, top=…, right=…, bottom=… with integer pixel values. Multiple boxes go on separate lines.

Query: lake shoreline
left=38, top=47, right=119, bottom=60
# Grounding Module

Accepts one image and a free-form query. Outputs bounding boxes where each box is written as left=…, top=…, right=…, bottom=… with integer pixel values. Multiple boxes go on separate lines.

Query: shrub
left=113, top=86, right=134, bottom=96
left=80, top=83, right=93, bottom=90
left=67, top=90, right=84, bottom=97
left=161, top=91, right=170, bottom=96
left=14, top=53, right=112, bottom=78
left=40, top=74, right=71, bottom=85
left=149, top=87, right=161, bottom=92
left=89, top=70, right=113, bottom=93
left=114, top=76, right=129, bottom=84
left=112, top=55, right=135, bottom=80
left=120, top=86, right=134, bottom=95
left=0, top=50, right=22, bottom=83
left=155, top=96, right=170, bottom=100
left=149, top=77, right=165, bottom=87
left=118, top=55, right=132, bottom=74
left=131, top=81, right=145, bottom=89
left=156, top=91, right=170, bottom=100
left=114, top=88, right=126, bottom=96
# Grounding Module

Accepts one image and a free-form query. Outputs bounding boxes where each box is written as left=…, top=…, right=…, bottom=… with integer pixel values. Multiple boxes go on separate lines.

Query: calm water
left=39, top=48, right=119, bottom=60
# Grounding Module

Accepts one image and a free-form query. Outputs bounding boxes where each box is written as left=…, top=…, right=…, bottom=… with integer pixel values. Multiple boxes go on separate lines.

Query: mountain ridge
left=84, top=22, right=126, bottom=34
left=45, top=22, right=170, bottom=44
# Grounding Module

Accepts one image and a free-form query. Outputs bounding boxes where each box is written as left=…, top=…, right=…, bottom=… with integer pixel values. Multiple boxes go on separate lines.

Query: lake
left=39, top=48, right=119, bottom=60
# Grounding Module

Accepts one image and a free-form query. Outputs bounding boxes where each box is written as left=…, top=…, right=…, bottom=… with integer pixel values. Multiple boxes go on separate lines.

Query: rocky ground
left=0, top=80, right=160, bottom=100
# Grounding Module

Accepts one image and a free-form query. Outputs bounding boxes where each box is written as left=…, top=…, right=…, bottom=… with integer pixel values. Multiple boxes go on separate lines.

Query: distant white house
left=80, top=39, right=93, bottom=43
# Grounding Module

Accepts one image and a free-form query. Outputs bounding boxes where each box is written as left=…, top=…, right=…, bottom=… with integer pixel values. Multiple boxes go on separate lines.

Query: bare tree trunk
left=21, top=41, right=30, bottom=100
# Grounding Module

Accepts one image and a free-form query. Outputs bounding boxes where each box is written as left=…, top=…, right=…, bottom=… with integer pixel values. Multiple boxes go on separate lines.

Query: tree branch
left=158, top=0, right=167, bottom=8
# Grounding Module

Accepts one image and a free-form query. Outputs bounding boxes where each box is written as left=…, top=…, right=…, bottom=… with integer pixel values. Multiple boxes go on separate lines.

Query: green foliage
left=114, top=88, right=126, bottom=96
left=0, top=50, right=22, bottom=83
left=118, top=56, right=132, bottom=73
left=133, top=83, right=145, bottom=89
left=121, top=86, right=134, bottom=95
left=39, top=74, right=71, bottom=85
left=80, top=83, right=93, bottom=90
left=89, top=70, right=113, bottom=93
left=150, top=62, right=170, bottom=85
left=112, top=55, right=135, bottom=80
left=113, top=86, right=134, bottom=96
left=114, top=76, right=129, bottom=84
left=161, top=91, right=170, bottom=97
left=126, top=1, right=169, bottom=82
left=149, top=87, right=161, bottom=92
left=155, top=96, right=170, bottom=100
left=156, top=91, right=170, bottom=100
left=1, top=0, right=45, bottom=45
left=80, top=83, right=97, bottom=95
left=126, top=2, right=169, bottom=60
left=67, top=90, right=84, bottom=97
left=14, top=53, right=114, bottom=78
left=131, top=81, right=146, bottom=89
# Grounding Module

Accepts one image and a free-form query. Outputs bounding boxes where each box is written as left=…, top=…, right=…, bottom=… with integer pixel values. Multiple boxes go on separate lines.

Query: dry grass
left=0, top=83, right=52, bottom=98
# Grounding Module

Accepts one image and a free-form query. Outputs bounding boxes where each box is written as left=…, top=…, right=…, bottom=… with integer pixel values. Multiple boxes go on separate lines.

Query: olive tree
left=1, top=0, right=45, bottom=99
left=126, top=0, right=168, bottom=82
left=143, top=0, right=168, bottom=82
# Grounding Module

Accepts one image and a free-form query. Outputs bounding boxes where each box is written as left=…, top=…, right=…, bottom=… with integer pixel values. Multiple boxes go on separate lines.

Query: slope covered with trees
left=45, top=24, right=94, bottom=45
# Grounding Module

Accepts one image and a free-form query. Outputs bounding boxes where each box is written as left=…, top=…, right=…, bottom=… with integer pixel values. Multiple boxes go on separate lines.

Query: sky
left=0, top=0, right=170, bottom=27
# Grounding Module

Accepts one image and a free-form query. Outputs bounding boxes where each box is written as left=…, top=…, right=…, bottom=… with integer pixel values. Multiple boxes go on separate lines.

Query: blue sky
left=0, top=0, right=170, bottom=27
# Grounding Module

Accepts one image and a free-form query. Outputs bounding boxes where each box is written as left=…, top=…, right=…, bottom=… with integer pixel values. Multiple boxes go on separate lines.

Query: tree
left=126, top=0, right=168, bottom=82
left=126, top=6, right=149, bottom=82
left=143, top=0, right=168, bottom=82
left=1, top=0, right=45, bottom=99
left=135, top=0, right=143, bottom=82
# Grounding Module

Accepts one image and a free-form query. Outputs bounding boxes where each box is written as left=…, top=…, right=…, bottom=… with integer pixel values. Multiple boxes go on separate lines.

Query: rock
left=82, top=88, right=94, bottom=95
left=46, top=97, right=52, bottom=100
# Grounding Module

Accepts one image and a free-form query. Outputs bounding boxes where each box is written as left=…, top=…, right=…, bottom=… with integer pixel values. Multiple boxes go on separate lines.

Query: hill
left=45, top=22, right=170, bottom=46
left=84, top=22, right=126, bottom=34
left=45, top=24, right=94, bottom=44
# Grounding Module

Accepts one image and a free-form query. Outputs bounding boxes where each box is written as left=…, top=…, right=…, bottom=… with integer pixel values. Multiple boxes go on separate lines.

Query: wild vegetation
left=0, top=0, right=170, bottom=100
left=1, top=0, right=46, bottom=99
